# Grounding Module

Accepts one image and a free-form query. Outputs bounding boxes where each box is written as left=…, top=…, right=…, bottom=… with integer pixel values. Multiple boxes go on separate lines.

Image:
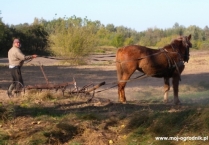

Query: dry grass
left=0, top=50, right=209, bottom=144
left=0, top=90, right=209, bottom=144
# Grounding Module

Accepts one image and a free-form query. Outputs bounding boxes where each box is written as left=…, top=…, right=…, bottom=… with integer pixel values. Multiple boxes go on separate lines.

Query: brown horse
left=116, top=34, right=192, bottom=104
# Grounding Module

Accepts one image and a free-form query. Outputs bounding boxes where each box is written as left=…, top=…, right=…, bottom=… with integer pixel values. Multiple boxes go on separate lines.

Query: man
left=7, top=38, right=37, bottom=96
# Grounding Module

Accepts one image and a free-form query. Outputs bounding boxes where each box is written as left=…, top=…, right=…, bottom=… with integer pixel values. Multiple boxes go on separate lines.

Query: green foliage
left=156, top=37, right=171, bottom=47
left=0, top=23, right=50, bottom=56
left=0, top=21, right=4, bottom=40
left=124, top=37, right=134, bottom=46
left=96, top=27, right=112, bottom=46
left=156, top=35, right=179, bottom=48
left=18, top=24, right=50, bottom=55
left=199, top=41, right=209, bottom=50
left=49, top=17, right=97, bottom=58
left=0, top=14, right=209, bottom=57
left=0, top=23, right=13, bottom=56
left=111, top=33, right=125, bottom=47
left=138, top=28, right=164, bottom=46
left=0, top=11, right=4, bottom=39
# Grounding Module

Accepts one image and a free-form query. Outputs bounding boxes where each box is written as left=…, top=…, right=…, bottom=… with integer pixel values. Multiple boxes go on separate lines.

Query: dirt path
left=0, top=51, right=209, bottom=102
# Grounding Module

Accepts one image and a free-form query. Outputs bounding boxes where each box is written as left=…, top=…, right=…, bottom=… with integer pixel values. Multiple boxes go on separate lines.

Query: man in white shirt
left=7, top=38, right=37, bottom=97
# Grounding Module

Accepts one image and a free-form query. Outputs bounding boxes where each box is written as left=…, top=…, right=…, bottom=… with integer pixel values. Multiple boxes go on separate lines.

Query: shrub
left=49, top=18, right=97, bottom=59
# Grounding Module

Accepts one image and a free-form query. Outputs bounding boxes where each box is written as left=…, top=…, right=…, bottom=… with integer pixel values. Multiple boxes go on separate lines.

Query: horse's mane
left=170, top=36, right=186, bottom=47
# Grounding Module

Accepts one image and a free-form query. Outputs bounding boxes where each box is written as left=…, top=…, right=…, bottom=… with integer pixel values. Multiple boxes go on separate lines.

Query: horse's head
left=171, top=34, right=192, bottom=62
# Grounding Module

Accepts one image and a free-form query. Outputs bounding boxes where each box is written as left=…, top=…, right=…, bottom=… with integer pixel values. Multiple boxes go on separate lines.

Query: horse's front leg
left=172, top=74, right=181, bottom=105
left=163, top=77, right=170, bottom=103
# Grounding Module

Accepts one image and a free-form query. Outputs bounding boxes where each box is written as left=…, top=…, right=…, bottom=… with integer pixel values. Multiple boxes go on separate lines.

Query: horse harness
left=117, top=47, right=185, bottom=83
left=160, top=48, right=184, bottom=80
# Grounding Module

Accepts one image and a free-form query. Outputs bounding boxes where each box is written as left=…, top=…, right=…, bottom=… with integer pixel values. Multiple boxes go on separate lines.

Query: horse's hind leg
left=116, top=62, right=126, bottom=103
left=116, top=61, right=136, bottom=103
left=163, top=77, right=170, bottom=103
left=118, top=81, right=127, bottom=103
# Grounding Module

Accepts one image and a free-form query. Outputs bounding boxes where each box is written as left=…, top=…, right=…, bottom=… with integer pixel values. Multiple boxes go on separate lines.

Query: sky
left=1, top=0, right=209, bottom=32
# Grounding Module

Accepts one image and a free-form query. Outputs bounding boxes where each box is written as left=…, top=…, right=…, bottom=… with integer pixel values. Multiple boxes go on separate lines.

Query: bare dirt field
left=0, top=50, right=209, bottom=103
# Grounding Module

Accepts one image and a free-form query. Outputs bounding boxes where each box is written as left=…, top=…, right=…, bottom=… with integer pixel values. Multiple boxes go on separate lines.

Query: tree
left=3, top=22, right=50, bottom=56
left=0, top=24, right=15, bottom=56
left=0, top=22, right=4, bottom=39
left=203, top=26, right=209, bottom=41
left=124, top=37, right=134, bottom=46
left=96, top=26, right=111, bottom=45
left=185, top=25, right=202, bottom=40
left=1, top=15, right=209, bottom=58
left=173, top=22, right=180, bottom=28
left=0, top=10, right=4, bottom=39
left=138, top=28, right=163, bottom=46
left=156, top=35, right=179, bottom=47
left=172, top=23, right=185, bottom=35
left=111, top=33, right=124, bottom=47
left=49, top=17, right=97, bottom=59
left=0, top=10, right=2, bottom=21
left=106, top=24, right=116, bottom=32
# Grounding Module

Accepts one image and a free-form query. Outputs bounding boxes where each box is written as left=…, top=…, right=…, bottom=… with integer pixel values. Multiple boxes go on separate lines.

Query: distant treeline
left=0, top=15, right=209, bottom=57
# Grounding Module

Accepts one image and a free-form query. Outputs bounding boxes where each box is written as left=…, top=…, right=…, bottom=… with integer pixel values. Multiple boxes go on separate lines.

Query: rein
left=24, top=55, right=73, bottom=64
left=94, top=73, right=148, bottom=93
left=116, top=47, right=181, bottom=64
left=24, top=58, right=33, bottom=64
left=116, top=50, right=163, bottom=64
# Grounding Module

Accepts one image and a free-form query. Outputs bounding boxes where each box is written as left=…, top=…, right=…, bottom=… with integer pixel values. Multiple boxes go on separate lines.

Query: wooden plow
left=7, top=63, right=106, bottom=98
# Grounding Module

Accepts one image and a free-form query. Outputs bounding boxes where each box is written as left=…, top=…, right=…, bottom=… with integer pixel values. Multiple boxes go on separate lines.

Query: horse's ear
left=188, top=34, right=191, bottom=40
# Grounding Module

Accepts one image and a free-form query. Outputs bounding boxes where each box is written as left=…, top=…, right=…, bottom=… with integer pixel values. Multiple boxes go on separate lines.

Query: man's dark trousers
left=8, top=67, right=24, bottom=95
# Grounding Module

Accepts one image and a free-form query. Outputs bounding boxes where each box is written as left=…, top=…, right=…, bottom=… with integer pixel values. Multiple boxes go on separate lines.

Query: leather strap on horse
left=116, top=51, right=162, bottom=64
left=162, top=49, right=182, bottom=81
left=161, top=49, right=172, bottom=68
left=173, top=60, right=182, bottom=81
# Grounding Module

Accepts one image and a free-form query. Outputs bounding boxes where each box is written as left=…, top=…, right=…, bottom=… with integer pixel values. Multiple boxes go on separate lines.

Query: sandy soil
left=0, top=51, right=209, bottom=102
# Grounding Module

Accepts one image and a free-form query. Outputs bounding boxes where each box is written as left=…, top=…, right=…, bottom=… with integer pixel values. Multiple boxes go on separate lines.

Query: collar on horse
left=160, top=48, right=183, bottom=80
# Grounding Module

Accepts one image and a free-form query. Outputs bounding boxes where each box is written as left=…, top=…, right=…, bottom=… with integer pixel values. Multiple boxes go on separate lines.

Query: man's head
left=13, top=39, right=21, bottom=48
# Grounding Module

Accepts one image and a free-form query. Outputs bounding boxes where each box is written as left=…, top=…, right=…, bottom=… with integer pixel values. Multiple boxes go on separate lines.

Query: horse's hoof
left=118, top=98, right=126, bottom=104
left=119, top=100, right=127, bottom=104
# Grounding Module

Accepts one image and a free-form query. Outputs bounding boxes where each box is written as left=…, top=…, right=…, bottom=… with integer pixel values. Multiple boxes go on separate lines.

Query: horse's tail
left=116, top=48, right=123, bottom=82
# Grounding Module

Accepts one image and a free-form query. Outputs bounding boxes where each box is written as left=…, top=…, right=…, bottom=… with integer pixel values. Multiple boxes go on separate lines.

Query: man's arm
left=25, top=55, right=37, bottom=60
left=16, top=49, right=37, bottom=61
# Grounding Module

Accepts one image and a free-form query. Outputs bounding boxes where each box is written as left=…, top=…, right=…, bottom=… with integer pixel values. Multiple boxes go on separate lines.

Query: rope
left=95, top=74, right=148, bottom=93
left=116, top=51, right=163, bottom=64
